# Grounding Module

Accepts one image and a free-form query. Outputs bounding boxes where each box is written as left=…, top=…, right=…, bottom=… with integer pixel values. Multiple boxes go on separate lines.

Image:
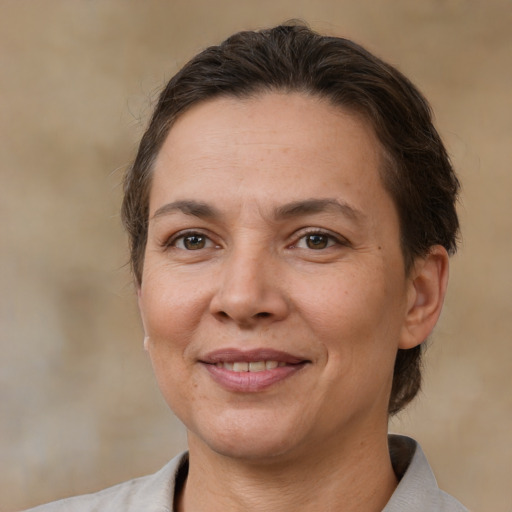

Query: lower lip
left=202, top=363, right=306, bottom=392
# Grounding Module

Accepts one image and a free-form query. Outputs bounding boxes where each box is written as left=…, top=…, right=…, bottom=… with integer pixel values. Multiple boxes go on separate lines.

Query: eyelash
left=163, top=228, right=349, bottom=252
left=164, top=230, right=218, bottom=251
left=291, top=229, right=349, bottom=250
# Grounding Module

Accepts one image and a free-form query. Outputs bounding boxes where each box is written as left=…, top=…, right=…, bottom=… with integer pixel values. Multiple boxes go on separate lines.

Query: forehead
left=159, top=92, right=381, bottom=159
left=152, top=92, right=389, bottom=209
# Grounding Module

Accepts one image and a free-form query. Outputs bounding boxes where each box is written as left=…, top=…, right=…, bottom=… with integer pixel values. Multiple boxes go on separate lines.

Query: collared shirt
left=25, top=435, right=468, bottom=511
left=384, top=435, right=468, bottom=511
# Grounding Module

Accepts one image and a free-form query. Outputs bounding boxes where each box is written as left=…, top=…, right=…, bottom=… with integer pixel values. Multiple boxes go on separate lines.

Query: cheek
left=139, top=275, right=207, bottom=413
left=293, top=264, right=405, bottom=358
left=296, top=270, right=378, bottom=328
left=140, top=270, right=209, bottom=344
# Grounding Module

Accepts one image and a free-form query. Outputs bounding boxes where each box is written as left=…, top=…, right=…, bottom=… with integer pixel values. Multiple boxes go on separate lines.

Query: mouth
left=213, top=360, right=287, bottom=372
left=199, top=349, right=310, bottom=392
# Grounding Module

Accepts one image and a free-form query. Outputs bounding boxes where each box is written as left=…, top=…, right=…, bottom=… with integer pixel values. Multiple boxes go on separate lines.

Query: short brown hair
left=122, top=23, right=460, bottom=414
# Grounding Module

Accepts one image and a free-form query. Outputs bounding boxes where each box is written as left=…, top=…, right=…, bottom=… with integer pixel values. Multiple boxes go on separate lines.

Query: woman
left=27, top=23, right=467, bottom=511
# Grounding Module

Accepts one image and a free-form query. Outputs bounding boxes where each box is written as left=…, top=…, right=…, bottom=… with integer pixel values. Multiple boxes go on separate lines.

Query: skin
left=138, top=92, right=449, bottom=512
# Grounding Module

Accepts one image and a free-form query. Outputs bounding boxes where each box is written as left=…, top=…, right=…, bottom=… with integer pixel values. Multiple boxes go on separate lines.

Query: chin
left=207, top=436, right=300, bottom=463
left=189, top=411, right=306, bottom=463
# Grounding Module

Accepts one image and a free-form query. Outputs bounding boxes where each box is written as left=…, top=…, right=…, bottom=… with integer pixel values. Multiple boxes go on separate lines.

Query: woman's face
left=139, top=92, right=414, bottom=461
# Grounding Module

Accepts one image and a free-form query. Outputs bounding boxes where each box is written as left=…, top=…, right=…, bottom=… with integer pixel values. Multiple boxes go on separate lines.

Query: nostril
left=255, top=312, right=271, bottom=318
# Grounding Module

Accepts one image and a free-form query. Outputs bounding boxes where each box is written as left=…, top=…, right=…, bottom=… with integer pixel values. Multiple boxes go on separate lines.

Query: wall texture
left=1, top=1, right=510, bottom=510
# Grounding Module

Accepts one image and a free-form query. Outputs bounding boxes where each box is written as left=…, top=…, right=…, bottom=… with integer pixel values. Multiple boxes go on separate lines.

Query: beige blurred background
left=1, top=1, right=510, bottom=510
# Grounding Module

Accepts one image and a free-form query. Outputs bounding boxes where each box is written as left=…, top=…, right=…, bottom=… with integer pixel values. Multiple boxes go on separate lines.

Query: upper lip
left=200, top=348, right=308, bottom=365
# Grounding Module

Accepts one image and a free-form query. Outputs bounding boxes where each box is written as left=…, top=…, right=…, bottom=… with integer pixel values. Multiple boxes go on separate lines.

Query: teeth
left=216, top=361, right=283, bottom=372
left=233, top=362, right=249, bottom=372
left=249, top=361, right=266, bottom=372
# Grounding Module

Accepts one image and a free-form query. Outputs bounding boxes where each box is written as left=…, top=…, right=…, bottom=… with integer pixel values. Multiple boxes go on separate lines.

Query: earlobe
left=399, top=245, right=450, bottom=350
left=137, top=287, right=150, bottom=351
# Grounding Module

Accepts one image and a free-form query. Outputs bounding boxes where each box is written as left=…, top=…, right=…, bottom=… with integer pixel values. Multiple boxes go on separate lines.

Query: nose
left=209, top=248, right=290, bottom=328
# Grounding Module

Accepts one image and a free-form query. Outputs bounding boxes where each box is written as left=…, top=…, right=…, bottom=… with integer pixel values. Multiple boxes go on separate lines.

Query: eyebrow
left=274, top=198, right=365, bottom=223
left=151, top=198, right=364, bottom=224
left=152, top=200, right=220, bottom=220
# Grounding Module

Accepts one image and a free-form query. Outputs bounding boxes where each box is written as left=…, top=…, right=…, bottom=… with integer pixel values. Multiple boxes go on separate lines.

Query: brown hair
left=122, top=22, right=460, bottom=414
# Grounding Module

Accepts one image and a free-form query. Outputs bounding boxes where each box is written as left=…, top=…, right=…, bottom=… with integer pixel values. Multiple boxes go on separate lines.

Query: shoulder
left=23, top=452, right=188, bottom=512
left=385, top=435, right=468, bottom=512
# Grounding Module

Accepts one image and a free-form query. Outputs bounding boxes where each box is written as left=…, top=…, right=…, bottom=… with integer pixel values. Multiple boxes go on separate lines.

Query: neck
left=177, top=431, right=397, bottom=512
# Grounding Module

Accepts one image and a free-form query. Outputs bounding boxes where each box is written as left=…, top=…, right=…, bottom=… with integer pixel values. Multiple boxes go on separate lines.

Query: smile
left=215, top=361, right=286, bottom=372
left=201, top=349, right=309, bottom=392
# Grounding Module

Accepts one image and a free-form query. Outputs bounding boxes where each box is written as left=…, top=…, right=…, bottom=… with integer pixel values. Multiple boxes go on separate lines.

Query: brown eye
left=183, top=235, right=206, bottom=250
left=293, top=231, right=341, bottom=251
left=171, top=233, right=215, bottom=250
left=305, top=234, right=329, bottom=249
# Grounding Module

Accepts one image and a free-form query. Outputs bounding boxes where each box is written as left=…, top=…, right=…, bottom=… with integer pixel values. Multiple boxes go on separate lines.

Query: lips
left=215, top=360, right=285, bottom=372
left=200, top=348, right=309, bottom=392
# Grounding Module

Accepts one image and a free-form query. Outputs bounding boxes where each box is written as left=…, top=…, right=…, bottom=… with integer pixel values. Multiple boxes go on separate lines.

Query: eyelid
left=163, top=229, right=219, bottom=249
left=160, top=227, right=349, bottom=250
left=290, top=227, right=351, bottom=249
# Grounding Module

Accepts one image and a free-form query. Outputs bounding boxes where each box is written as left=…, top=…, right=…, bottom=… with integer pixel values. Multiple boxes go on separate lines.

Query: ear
left=137, top=287, right=150, bottom=351
left=136, top=286, right=144, bottom=326
left=399, top=245, right=450, bottom=349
